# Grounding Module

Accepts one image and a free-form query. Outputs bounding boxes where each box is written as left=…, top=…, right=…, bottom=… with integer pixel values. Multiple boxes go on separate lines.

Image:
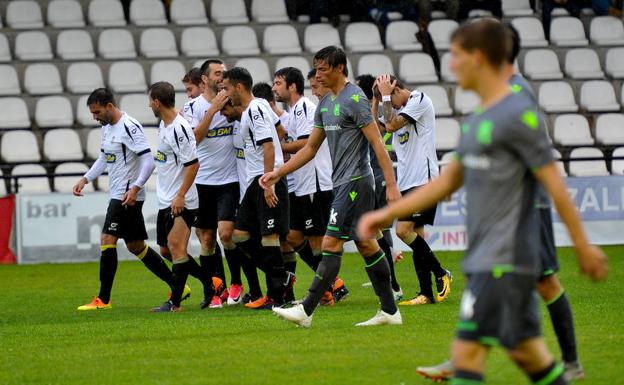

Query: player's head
left=273, top=67, right=305, bottom=104
left=182, top=67, right=203, bottom=99
left=86, top=88, right=118, bottom=125
left=200, top=59, right=226, bottom=93
left=355, top=74, right=375, bottom=101
left=313, top=46, right=348, bottom=88
left=504, top=23, right=521, bottom=66
left=223, top=67, right=253, bottom=106
left=371, top=74, right=407, bottom=109
left=307, top=68, right=329, bottom=100
left=449, top=19, right=509, bottom=90
left=148, top=81, right=176, bottom=118
left=220, top=99, right=243, bottom=123
left=252, top=82, right=275, bottom=106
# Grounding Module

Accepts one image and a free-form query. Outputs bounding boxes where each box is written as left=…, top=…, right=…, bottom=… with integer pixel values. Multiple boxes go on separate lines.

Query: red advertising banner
left=0, top=194, right=16, bottom=264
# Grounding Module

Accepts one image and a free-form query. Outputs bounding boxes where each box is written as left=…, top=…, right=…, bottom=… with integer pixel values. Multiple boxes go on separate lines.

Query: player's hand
left=357, top=209, right=393, bottom=240
left=576, top=244, right=608, bottom=282
left=121, top=186, right=140, bottom=207
left=72, top=177, right=88, bottom=197
left=264, top=184, right=278, bottom=208
left=376, top=74, right=397, bottom=97
left=210, top=90, right=230, bottom=113
left=171, top=193, right=185, bottom=216
left=385, top=184, right=401, bottom=203
left=259, top=170, right=280, bottom=189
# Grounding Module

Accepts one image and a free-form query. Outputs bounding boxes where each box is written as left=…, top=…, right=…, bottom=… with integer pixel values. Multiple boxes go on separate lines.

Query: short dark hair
left=370, top=75, right=405, bottom=100
left=252, top=82, right=274, bottom=103
left=504, top=23, right=521, bottom=64
left=450, top=19, right=508, bottom=68
left=182, top=67, right=203, bottom=86
left=355, top=74, right=376, bottom=100
left=313, top=46, right=348, bottom=76
left=87, top=88, right=116, bottom=107
left=148, top=81, right=176, bottom=108
left=223, top=67, right=253, bottom=91
left=199, top=59, right=224, bottom=76
left=307, top=68, right=316, bottom=80
left=274, top=67, right=305, bottom=95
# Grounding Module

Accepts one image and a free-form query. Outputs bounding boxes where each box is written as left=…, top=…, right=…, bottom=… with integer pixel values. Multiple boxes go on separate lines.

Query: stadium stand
left=47, top=0, right=86, bottom=28
left=54, top=163, right=92, bottom=193
left=171, top=0, right=209, bottom=25
left=181, top=27, right=220, bottom=57
left=88, top=0, right=127, bottom=27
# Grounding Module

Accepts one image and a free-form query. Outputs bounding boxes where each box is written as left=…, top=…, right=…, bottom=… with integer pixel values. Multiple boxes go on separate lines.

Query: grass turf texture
left=1, top=246, right=622, bottom=385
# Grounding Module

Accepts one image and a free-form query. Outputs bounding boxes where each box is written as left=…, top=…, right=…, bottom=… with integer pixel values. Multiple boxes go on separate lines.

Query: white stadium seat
left=611, top=147, right=624, bottom=175
left=569, top=147, right=609, bottom=176
left=251, top=0, right=289, bottom=23
left=580, top=81, right=620, bottom=112
left=108, top=61, right=147, bottom=93
left=419, top=86, right=452, bottom=117
left=234, top=58, right=271, bottom=84
left=538, top=81, right=578, bottom=113
left=222, top=26, right=260, bottom=56
left=523, top=49, right=563, bottom=80
left=553, top=114, right=593, bottom=146
left=47, top=0, right=85, bottom=28
left=454, top=88, right=480, bottom=115
left=86, top=129, right=101, bottom=160
left=211, top=0, right=249, bottom=24
left=358, top=54, right=394, bottom=77
left=1, top=131, right=41, bottom=162
left=88, top=0, right=126, bottom=27
left=151, top=60, right=186, bottom=92
left=120, top=94, right=158, bottom=125
left=54, top=163, right=92, bottom=193
left=440, top=52, right=456, bottom=83
left=130, top=0, right=168, bottom=26
left=595, top=114, right=624, bottom=145
left=0, top=98, right=30, bottom=129
left=66, top=62, right=105, bottom=94
left=171, top=0, right=208, bottom=25
left=345, top=22, right=384, bottom=52
left=511, top=17, right=548, bottom=47
left=590, top=16, right=624, bottom=46
left=275, top=57, right=311, bottom=76
left=140, top=28, right=178, bottom=58
left=622, top=84, right=624, bottom=108
left=0, top=66, right=21, bottom=96
left=428, top=19, right=458, bottom=50
left=35, top=96, right=74, bottom=128
left=24, top=64, right=63, bottom=95
left=304, top=24, right=341, bottom=53
left=98, top=29, right=137, bottom=59
left=263, top=25, right=302, bottom=54
left=0, top=33, right=11, bottom=62
left=552, top=149, right=567, bottom=176
left=550, top=17, right=588, bottom=47
left=564, top=49, right=604, bottom=79
left=181, top=27, right=219, bottom=57
left=399, top=53, right=438, bottom=83
left=605, top=48, right=624, bottom=79
left=11, top=164, right=50, bottom=193
left=57, top=30, right=95, bottom=60
left=502, top=0, right=533, bottom=16
left=6, top=0, right=44, bottom=29
left=0, top=169, right=5, bottom=196
left=15, top=31, right=53, bottom=61
left=435, top=118, right=460, bottom=150
left=76, top=96, right=98, bottom=127
left=385, top=21, right=422, bottom=51
left=44, top=129, right=83, bottom=161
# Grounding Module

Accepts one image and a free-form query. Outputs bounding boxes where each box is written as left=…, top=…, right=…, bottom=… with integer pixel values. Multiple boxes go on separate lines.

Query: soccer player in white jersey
left=373, top=74, right=453, bottom=306
left=182, top=67, right=203, bottom=100
left=147, top=82, right=217, bottom=313
left=188, top=59, right=247, bottom=308
left=74, top=88, right=178, bottom=310
left=223, top=67, right=295, bottom=310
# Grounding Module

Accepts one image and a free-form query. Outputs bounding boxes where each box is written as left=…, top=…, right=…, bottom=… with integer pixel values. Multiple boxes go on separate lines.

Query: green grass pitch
left=1, top=246, right=622, bottom=385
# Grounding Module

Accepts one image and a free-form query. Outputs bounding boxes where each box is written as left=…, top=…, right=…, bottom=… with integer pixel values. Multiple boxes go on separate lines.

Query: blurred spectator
left=369, top=0, right=420, bottom=28
left=418, top=0, right=460, bottom=23
left=457, top=0, right=502, bottom=21
left=287, top=0, right=371, bottom=25
left=542, top=0, right=581, bottom=40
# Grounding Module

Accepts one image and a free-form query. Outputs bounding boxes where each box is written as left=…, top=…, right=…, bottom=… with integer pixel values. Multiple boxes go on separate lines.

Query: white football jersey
left=232, top=121, right=248, bottom=202
left=239, top=98, right=284, bottom=184
left=315, top=139, right=333, bottom=192
left=190, top=94, right=238, bottom=186
left=155, top=114, right=199, bottom=210
left=283, top=97, right=319, bottom=196
left=98, top=112, right=151, bottom=201
left=181, top=96, right=199, bottom=125
left=281, top=111, right=296, bottom=193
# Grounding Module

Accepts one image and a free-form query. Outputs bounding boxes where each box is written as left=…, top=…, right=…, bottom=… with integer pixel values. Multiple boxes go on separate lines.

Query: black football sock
left=283, top=250, right=297, bottom=275
left=378, top=235, right=400, bottom=292
left=170, top=260, right=190, bottom=307
left=302, top=252, right=341, bottom=316
left=186, top=254, right=215, bottom=299
left=547, top=290, right=578, bottom=363
left=408, top=237, right=435, bottom=299
left=529, top=362, right=567, bottom=385
left=294, top=240, right=321, bottom=272
left=98, top=246, right=118, bottom=304
left=364, top=249, right=397, bottom=315
left=262, top=246, right=287, bottom=301
left=136, top=246, right=174, bottom=289
left=413, top=234, right=446, bottom=278
left=199, top=250, right=217, bottom=279
left=453, top=369, right=484, bottom=385
left=213, top=246, right=226, bottom=283
left=224, top=247, right=243, bottom=285
left=237, top=238, right=263, bottom=297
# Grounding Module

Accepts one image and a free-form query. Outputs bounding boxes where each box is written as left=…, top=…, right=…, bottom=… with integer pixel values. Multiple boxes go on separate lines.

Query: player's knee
left=355, top=239, right=379, bottom=256
left=261, top=235, right=280, bottom=247
left=286, top=231, right=304, bottom=247
left=100, top=234, right=117, bottom=246
left=126, top=240, right=146, bottom=255
left=537, top=275, right=561, bottom=302
left=395, top=222, right=414, bottom=242
left=232, top=230, right=250, bottom=244
left=507, top=348, right=532, bottom=371
left=322, top=235, right=342, bottom=253
left=218, top=228, right=234, bottom=244
left=196, top=229, right=215, bottom=247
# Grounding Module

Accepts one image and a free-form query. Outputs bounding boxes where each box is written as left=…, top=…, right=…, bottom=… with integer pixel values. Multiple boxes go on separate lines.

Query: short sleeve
left=173, top=123, right=198, bottom=166
left=399, top=92, right=431, bottom=129
left=506, top=108, right=553, bottom=171
left=190, top=103, right=202, bottom=128
left=314, top=102, right=324, bottom=129
left=349, top=88, right=373, bottom=128
left=249, top=102, right=274, bottom=145
left=295, top=102, right=313, bottom=139
left=121, top=119, right=151, bottom=155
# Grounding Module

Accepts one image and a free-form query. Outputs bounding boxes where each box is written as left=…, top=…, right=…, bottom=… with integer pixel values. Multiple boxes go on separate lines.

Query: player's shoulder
left=405, top=89, right=432, bottom=110
left=119, top=112, right=143, bottom=136
left=343, top=82, right=367, bottom=105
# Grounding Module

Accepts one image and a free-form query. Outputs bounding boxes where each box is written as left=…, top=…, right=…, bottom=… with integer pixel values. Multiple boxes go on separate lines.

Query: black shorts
left=235, top=176, right=289, bottom=237
left=398, top=186, right=437, bottom=227
left=539, top=207, right=560, bottom=280
left=374, top=177, right=387, bottom=210
left=456, top=272, right=542, bottom=349
left=326, top=174, right=375, bottom=241
left=102, top=199, right=148, bottom=242
left=156, top=207, right=198, bottom=247
left=195, top=182, right=240, bottom=229
left=316, top=189, right=333, bottom=229
left=289, top=193, right=326, bottom=236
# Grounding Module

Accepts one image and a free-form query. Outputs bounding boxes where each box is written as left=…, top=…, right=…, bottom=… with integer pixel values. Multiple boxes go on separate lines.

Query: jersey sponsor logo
left=154, top=150, right=167, bottom=163
left=107, top=222, right=119, bottom=232
left=235, top=147, right=245, bottom=159
left=521, top=110, right=539, bottom=130
left=296, top=110, right=303, bottom=116
left=104, top=153, right=116, bottom=163
left=349, top=191, right=358, bottom=201
left=206, top=126, right=234, bottom=138
left=323, top=124, right=341, bottom=131
left=329, top=208, right=338, bottom=225
left=320, top=107, right=328, bottom=113
left=305, top=219, right=313, bottom=229
left=398, top=131, right=409, bottom=145
left=462, top=154, right=491, bottom=170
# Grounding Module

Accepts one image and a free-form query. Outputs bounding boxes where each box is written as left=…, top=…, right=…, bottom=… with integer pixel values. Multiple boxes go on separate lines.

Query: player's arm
left=534, top=164, right=608, bottom=281
left=172, top=125, right=199, bottom=216
left=193, top=90, right=229, bottom=144
left=122, top=125, right=154, bottom=206
left=377, top=75, right=409, bottom=133
left=358, top=160, right=464, bottom=239
left=280, top=137, right=307, bottom=154
left=370, top=96, right=387, bottom=135
left=361, top=121, right=400, bottom=202
left=261, top=139, right=279, bottom=208
left=75, top=151, right=107, bottom=196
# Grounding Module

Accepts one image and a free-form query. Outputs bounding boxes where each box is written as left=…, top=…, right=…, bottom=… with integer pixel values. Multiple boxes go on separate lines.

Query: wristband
left=382, top=95, right=391, bottom=102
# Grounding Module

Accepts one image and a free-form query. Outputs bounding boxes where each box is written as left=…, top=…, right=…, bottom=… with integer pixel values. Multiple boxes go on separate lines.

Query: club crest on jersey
left=398, top=131, right=409, bottom=144
left=235, top=148, right=245, bottom=159
left=105, top=153, right=116, bottom=163
left=333, top=104, right=341, bottom=116
left=154, top=150, right=167, bottom=163
left=207, top=126, right=233, bottom=138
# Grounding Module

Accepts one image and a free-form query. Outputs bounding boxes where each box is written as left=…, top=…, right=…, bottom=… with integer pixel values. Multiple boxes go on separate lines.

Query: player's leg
left=415, top=223, right=453, bottom=303
left=450, top=340, right=489, bottom=384
left=217, top=182, right=244, bottom=304
left=374, top=178, right=401, bottom=295
left=195, top=184, right=226, bottom=285
left=396, top=220, right=435, bottom=304
left=508, top=338, right=566, bottom=385
left=233, top=229, right=264, bottom=302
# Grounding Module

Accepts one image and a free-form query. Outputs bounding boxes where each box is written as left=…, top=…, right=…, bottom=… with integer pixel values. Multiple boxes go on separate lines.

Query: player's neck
left=110, top=109, right=123, bottom=125
left=288, top=93, right=302, bottom=108
left=160, top=108, right=178, bottom=126
left=475, top=70, right=511, bottom=110
left=329, top=77, right=348, bottom=97
left=203, top=87, right=217, bottom=101
left=240, top=92, right=253, bottom=110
